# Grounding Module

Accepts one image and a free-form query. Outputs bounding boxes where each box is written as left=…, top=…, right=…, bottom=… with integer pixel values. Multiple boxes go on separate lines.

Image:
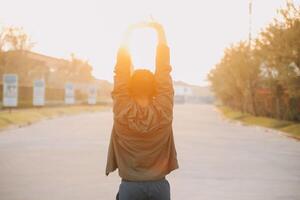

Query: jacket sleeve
left=111, top=47, right=132, bottom=115
left=154, top=44, right=174, bottom=118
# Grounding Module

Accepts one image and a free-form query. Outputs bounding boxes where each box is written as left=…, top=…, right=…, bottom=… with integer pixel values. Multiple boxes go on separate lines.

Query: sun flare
left=128, top=28, right=157, bottom=72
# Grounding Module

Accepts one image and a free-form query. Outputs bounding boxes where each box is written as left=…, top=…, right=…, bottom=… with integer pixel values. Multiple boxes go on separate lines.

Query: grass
left=219, top=106, right=300, bottom=139
left=0, top=105, right=109, bottom=130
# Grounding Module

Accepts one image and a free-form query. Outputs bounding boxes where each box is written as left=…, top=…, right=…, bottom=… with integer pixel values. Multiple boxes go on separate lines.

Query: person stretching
left=106, top=21, right=178, bottom=200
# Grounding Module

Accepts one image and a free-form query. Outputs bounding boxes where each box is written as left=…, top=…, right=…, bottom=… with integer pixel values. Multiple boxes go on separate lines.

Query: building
left=173, top=81, right=214, bottom=104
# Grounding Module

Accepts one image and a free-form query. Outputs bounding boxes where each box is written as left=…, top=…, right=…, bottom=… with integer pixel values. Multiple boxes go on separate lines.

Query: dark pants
left=116, top=178, right=170, bottom=200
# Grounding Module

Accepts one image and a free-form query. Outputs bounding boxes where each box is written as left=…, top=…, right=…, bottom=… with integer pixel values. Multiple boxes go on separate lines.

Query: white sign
left=33, top=79, right=45, bottom=106
left=88, top=85, right=97, bottom=105
left=3, top=74, right=18, bottom=107
left=65, top=82, right=75, bottom=104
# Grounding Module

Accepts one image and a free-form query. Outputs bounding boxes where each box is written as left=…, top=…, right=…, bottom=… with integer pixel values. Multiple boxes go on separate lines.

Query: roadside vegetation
left=219, top=106, right=300, bottom=139
left=0, top=105, right=108, bottom=130
left=209, top=2, right=300, bottom=139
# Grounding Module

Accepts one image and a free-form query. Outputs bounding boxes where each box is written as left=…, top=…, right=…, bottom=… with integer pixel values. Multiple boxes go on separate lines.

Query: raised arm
left=150, top=22, right=174, bottom=116
left=111, top=29, right=133, bottom=115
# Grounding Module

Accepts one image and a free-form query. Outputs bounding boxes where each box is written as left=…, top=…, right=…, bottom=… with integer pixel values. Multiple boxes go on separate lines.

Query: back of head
left=129, top=69, right=156, bottom=98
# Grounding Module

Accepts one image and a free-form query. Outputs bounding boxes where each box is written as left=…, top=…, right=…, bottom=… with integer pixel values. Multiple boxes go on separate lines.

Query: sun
left=128, top=28, right=158, bottom=72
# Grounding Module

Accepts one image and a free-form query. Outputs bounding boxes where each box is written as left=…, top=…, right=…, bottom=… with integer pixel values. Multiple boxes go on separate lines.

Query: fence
left=0, top=84, right=112, bottom=108
left=224, top=88, right=300, bottom=122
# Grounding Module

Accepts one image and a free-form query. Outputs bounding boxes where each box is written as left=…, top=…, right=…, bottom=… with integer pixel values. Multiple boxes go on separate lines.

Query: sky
left=0, top=0, right=299, bottom=86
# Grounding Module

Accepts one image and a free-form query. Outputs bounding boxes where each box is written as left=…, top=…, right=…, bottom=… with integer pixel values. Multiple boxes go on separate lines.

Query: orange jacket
left=105, top=44, right=179, bottom=181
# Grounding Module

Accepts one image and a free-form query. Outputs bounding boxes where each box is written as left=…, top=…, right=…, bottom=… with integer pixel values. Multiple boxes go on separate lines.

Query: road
left=0, top=104, right=300, bottom=200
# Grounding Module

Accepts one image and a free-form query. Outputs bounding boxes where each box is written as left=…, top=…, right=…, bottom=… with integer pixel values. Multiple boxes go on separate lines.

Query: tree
left=208, top=42, right=260, bottom=114
left=0, top=26, right=37, bottom=86
left=3, top=27, right=34, bottom=51
left=209, top=2, right=300, bottom=121
left=69, top=53, right=94, bottom=82
left=255, top=3, right=300, bottom=119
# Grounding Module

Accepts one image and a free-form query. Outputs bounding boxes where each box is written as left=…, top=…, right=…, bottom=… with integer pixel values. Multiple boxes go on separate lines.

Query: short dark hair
left=129, top=69, right=156, bottom=97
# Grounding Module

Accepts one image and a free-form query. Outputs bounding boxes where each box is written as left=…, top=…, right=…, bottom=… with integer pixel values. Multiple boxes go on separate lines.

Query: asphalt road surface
left=0, top=104, right=300, bottom=200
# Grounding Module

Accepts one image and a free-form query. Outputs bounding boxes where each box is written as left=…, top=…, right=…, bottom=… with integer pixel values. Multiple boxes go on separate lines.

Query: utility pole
left=248, top=0, right=253, bottom=49
left=248, top=0, right=257, bottom=116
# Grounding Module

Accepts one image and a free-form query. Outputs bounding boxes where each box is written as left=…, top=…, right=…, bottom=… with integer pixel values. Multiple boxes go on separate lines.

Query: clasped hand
left=121, top=21, right=167, bottom=48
